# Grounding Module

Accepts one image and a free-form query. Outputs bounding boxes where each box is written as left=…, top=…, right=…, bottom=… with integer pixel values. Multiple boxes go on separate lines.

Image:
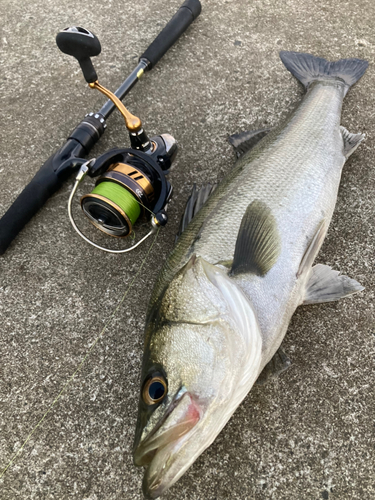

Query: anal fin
left=303, top=263, right=364, bottom=305
left=297, top=220, right=326, bottom=278
left=228, top=129, right=270, bottom=158
left=256, top=348, right=292, bottom=385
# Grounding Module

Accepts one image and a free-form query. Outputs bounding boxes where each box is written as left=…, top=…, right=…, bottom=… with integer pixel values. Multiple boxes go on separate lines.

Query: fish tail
left=279, top=51, right=368, bottom=95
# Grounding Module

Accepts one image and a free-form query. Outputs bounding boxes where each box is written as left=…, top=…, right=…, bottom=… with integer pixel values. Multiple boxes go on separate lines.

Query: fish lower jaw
left=141, top=427, right=197, bottom=499
left=136, top=392, right=203, bottom=497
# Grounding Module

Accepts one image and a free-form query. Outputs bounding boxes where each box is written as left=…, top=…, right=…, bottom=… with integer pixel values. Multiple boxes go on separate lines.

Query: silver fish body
left=133, top=52, right=368, bottom=498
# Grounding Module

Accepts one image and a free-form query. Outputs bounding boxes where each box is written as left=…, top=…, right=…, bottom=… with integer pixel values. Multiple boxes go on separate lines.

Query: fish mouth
left=134, top=389, right=201, bottom=499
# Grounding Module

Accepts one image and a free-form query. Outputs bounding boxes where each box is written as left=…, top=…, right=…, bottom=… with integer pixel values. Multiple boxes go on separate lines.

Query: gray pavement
left=0, top=0, right=374, bottom=498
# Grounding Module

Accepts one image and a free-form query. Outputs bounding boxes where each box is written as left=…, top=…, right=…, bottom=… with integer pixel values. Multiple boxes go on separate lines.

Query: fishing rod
left=0, top=0, right=201, bottom=255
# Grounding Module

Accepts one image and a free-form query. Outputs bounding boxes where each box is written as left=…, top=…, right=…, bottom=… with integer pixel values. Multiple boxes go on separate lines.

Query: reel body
left=81, top=135, right=175, bottom=238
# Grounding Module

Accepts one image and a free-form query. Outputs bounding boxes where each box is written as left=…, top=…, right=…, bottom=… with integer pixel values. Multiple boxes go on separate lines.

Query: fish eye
left=142, top=374, right=167, bottom=405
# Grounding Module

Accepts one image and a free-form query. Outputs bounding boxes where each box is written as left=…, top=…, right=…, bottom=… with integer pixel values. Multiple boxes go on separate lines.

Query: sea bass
left=133, top=51, right=368, bottom=498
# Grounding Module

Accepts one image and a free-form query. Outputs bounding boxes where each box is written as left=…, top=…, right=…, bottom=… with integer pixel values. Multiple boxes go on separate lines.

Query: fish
left=132, top=51, right=368, bottom=498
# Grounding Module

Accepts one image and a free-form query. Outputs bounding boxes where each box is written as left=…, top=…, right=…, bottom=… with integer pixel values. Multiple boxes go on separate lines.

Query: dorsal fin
left=231, top=200, right=281, bottom=276
left=175, top=184, right=216, bottom=242
left=228, top=129, right=270, bottom=158
left=340, top=126, right=365, bottom=158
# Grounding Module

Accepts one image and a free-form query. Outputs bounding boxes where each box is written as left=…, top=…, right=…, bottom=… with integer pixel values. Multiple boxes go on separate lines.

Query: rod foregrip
left=0, top=115, right=105, bottom=255
left=0, top=155, right=64, bottom=255
left=140, top=0, right=201, bottom=70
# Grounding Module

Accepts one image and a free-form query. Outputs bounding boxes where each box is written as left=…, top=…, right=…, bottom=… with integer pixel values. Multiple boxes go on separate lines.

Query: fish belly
left=191, top=81, right=347, bottom=364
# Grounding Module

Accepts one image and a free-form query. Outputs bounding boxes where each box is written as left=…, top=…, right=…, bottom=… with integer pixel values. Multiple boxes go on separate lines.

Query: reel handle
left=56, top=27, right=101, bottom=83
left=140, top=0, right=201, bottom=70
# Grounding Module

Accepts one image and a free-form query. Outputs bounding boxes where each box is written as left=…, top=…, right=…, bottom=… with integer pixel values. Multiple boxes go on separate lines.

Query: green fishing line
left=92, top=182, right=141, bottom=225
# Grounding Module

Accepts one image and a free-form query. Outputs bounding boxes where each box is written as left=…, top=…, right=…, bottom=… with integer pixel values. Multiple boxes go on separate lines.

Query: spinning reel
left=57, top=27, right=177, bottom=253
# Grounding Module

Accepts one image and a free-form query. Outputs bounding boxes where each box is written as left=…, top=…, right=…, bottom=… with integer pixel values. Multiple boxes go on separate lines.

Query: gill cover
left=134, top=256, right=263, bottom=498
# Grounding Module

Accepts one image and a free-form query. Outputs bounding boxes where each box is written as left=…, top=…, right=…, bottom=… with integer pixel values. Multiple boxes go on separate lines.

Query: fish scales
left=150, top=81, right=344, bottom=328
left=134, top=51, right=368, bottom=499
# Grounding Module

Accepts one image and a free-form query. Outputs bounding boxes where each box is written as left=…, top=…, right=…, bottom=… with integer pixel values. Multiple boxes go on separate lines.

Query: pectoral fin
left=231, top=200, right=281, bottom=276
left=303, top=263, right=364, bottom=305
left=256, top=348, right=292, bottom=385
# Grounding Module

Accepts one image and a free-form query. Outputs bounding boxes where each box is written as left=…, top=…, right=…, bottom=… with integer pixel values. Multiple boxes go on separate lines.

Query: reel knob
left=56, top=27, right=101, bottom=83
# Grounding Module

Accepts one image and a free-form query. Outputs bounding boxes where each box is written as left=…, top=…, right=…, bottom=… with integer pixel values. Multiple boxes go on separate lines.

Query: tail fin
left=280, top=51, right=368, bottom=95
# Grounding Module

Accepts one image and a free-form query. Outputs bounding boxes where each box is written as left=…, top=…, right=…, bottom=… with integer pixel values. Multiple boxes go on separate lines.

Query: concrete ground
left=0, top=0, right=374, bottom=498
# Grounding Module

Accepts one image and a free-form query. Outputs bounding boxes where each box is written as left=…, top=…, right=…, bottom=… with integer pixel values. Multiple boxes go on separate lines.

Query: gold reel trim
left=108, top=162, right=155, bottom=201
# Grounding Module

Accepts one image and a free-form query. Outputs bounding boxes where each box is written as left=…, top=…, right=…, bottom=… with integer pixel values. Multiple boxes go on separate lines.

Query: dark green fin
left=256, top=348, right=292, bottom=385
left=340, top=126, right=365, bottom=158
left=175, top=184, right=216, bottom=242
left=297, top=220, right=326, bottom=278
left=303, top=263, right=364, bottom=304
left=231, top=200, right=281, bottom=276
left=228, top=129, right=270, bottom=158
left=280, top=51, right=368, bottom=96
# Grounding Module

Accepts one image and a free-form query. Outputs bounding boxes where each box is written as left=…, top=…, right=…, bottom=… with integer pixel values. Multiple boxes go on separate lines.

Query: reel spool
left=82, top=179, right=142, bottom=238
left=82, top=162, right=153, bottom=237
left=58, top=27, right=177, bottom=252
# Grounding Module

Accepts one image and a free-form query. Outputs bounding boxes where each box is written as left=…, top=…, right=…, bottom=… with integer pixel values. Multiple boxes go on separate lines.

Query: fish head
left=133, top=256, right=262, bottom=498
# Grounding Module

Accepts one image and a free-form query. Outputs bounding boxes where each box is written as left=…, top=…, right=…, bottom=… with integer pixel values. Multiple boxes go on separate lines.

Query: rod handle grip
left=140, top=0, right=201, bottom=70
left=0, top=116, right=105, bottom=255
left=0, top=155, right=64, bottom=255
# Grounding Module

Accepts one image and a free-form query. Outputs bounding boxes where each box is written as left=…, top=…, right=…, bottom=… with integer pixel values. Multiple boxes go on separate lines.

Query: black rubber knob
left=56, top=27, right=101, bottom=83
